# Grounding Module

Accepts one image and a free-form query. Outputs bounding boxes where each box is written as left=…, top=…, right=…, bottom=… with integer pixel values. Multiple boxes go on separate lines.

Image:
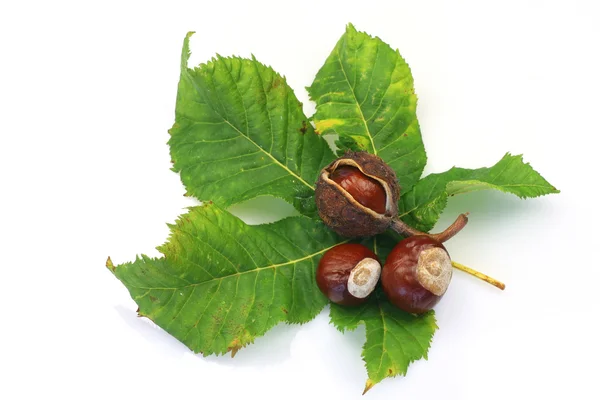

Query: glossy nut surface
left=330, top=166, right=386, bottom=214
left=316, top=243, right=380, bottom=306
left=315, top=151, right=400, bottom=238
left=382, top=236, right=451, bottom=314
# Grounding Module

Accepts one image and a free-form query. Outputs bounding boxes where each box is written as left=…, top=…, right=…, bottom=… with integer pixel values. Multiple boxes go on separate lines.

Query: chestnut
left=316, top=243, right=381, bottom=306
left=381, top=236, right=452, bottom=314
left=315, top=151, right=469, bottom=240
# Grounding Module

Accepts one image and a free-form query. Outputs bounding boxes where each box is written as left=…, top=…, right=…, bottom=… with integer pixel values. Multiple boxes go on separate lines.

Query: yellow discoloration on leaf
left=363, top=380, right=375, bottom=395
left=105, top=256, right=115, bottom=272
left=315, top=118, right=345, bottom=132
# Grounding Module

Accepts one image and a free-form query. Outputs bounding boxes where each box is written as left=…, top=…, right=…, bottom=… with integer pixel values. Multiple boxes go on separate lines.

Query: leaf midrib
left=336, top=50, right=377, bottom=155
left=126, top=240, right=350, bottom=291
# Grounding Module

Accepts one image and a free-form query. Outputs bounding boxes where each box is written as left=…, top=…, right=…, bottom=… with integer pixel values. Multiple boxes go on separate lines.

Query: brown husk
left=315, top=151, right=400, bottom=237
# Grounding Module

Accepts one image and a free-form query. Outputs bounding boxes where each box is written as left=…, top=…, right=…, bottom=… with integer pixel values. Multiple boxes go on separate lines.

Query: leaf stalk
left=451, top=261, right=506, bottom=290
left=390, top=213, right=470, bottom=243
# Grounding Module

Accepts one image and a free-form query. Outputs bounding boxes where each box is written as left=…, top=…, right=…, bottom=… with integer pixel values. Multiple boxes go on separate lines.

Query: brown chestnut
left=381, top=236, right=452, bottom=314
left=315, top=151, right=469, bottom=240
left=330, top=166, right=387, bottom=214
left=316, top=243, right=381, bottom=306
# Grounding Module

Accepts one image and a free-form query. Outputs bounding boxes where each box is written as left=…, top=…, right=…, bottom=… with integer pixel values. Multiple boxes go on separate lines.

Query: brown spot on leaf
left=282, top=308, right=288, bottom=314
left=212, top=308, right=224, bottom=326
left=403, top=133, right=408, bottom=137
left=299, top=120, right=307, bottom=134
left=388, top=369, right=393, bottom=374
left=149, top=295, right=159, bottom=303
left=272, top=77, right=283, bottom=88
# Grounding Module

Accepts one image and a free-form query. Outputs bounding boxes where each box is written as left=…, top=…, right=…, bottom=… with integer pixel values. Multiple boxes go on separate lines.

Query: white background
left=1, top=1, right=599, bottom=399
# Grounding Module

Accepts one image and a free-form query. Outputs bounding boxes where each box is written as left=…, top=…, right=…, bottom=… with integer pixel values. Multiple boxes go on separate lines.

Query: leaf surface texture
left=170, top=33, right=335, bottom=216
left=110, top=203, right=342, bottom=355
left=308, top=24, right=426, bottom=193
left=398, top=153, right=560, bottom=231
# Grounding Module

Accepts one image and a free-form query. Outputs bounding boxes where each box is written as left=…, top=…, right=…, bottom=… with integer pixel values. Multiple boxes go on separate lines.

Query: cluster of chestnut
left=314, top=151, right=496, bottom=314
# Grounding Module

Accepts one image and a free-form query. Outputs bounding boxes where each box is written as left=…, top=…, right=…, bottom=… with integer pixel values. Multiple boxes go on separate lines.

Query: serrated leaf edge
left=178, top=32, right=316, bottom=192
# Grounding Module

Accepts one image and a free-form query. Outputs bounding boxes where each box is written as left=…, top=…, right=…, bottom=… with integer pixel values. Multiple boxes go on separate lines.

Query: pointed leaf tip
left=106, top=256, right=115, bottom=272
left=181, top=32, right=195, bottom=70
left=362, top=380, right=375, bottom=395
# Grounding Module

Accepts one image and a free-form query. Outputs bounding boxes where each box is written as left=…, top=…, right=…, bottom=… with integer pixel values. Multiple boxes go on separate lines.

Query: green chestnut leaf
left=308, top=23, right=426, bottom=194
left=169, top=32, right=335, bottom=217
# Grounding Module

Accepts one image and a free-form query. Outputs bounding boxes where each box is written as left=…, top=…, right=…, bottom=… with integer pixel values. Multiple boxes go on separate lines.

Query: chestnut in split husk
left=316, top=243, right=381, bottom=306
left=315, top=151, right=399, bottom=237
left=315, top=151, right=469, bottom=240
left=381, top=235, right=452, bottom=314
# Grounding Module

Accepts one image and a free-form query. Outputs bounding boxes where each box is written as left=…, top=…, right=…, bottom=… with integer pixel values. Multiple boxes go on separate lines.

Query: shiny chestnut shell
left=330, top=166, right=387, bottom=214
left=316, top=243, right=380, bottom=306
left=382, top=236, right=451, bottom=314
left=315, top=151, right=400, bottom=237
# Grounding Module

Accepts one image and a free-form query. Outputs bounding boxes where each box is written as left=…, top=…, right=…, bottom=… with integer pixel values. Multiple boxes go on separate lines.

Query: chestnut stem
left=451, top=261, right=506, bottom=290
left=390, top=213, right=469, bottom=243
